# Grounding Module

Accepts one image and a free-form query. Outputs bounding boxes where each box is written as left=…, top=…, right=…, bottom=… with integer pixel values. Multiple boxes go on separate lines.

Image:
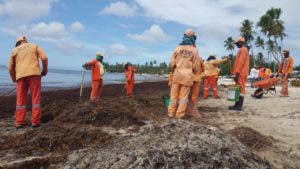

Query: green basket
left=162, top=96, right=170, bottom=107
left=227, top=85, right=240, bottom=102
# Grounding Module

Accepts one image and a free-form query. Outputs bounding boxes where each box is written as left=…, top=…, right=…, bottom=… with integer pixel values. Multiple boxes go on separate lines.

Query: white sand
left=199, top=84, right=300, bottom=169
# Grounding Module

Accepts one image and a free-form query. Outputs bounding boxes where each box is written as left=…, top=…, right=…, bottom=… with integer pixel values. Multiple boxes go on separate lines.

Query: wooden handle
left=79, top=67, right=85, bottom=98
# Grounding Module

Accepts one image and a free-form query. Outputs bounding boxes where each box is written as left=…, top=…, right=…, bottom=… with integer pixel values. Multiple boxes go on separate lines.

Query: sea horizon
left=0, top=66, right=165, bottom=94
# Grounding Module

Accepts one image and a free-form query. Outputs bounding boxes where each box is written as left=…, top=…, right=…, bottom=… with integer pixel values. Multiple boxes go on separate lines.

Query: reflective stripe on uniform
left=170, top=99, right=178, bottom=105
left=16, top=105, right=26, bottom=110
left=240, top=93, right=244, bottom=96
left=178, top=98, right=188, bottom=105
left=32, top=104, right=41, bottom=108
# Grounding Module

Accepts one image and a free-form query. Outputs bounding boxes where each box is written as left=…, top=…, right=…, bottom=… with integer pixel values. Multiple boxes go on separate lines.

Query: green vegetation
left=105, top=61, right=169, bottom=75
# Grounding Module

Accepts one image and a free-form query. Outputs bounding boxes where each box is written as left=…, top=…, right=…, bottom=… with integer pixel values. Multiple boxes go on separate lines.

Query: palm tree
left=240, top=19, right=256, bottom=67
left=224, top=37, right=235, bottom=52
left=224, top=37, right=235, bottom=74
left=240, top=19, right=255, bottom=46
left=255, top=36, right=264, bottom=51
left=266, top=39, right=277, bottom=63
left=257, top=52, right=264, bottom=65
left=257, top=7, right=286, bottom=63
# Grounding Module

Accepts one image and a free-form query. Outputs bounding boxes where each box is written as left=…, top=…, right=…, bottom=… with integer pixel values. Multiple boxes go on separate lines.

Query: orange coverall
left=86, top=59, right=104, bottom=101
left=168, top=45, right=200, bottom=118
left=278, top=56, right=294, bottom=96
left=125, top=65, right=137, bottom=96
left=8, top=43, right=48, bottom=126
left=203, top=58, right=227, bottom=98
left=232, top=46, right=249, bottom=95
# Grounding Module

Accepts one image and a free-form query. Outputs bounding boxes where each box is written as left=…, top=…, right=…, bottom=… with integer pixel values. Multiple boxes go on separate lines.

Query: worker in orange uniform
left=203, top=55, right=228, bottom=99
left=258, top=66, right=266, bottom=79
left=168, top=29, right=200, bottom=118
left=277, top=49, right=294, bottom=97
left=83, top=52, right=105, bottom=101
left=8, top=36, right=48, bottom=128
left=229, top=37, right=249, bottom=111
left=186, top=56, right=205, bottom=118
left=124, top=62, right=137, bottom=96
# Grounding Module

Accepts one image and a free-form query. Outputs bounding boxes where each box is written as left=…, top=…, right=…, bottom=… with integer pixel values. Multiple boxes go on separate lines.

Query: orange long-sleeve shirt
left=8, top=43, right=47, bottom=81
left=278, top=56, right=294, bottom=75
left=86, top=59, right=104, bottom=81
left=170, top=45, right=200, bottom=86
left=232, top=46, right=249, bottom=77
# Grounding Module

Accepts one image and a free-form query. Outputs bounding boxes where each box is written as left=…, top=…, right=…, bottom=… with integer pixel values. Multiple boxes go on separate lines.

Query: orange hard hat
left=16, top=36, right=27, bottom=43
left=184, top=28, right=195, bottom=36
left=235, top=37, right=245, bottom=43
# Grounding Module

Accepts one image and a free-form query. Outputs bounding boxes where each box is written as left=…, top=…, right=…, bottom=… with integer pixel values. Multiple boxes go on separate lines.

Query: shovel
left=79, top=67, right=85, bottom=98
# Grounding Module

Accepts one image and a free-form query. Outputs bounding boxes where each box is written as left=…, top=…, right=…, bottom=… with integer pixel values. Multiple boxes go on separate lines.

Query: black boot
left=228, top=96, right=244, bottom=111
left=228, top=101, right=239, bottom=110
left=236, top=96, right=244, bottom=110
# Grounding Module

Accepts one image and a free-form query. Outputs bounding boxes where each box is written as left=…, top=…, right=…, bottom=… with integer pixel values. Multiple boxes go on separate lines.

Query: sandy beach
left=0, top=81, right=299, bottom=168
left=201, top=85, right=300, bottom=169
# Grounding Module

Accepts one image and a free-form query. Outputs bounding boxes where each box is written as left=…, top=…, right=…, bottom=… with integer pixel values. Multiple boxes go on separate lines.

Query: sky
left=0, top=0, right=299, bottom=70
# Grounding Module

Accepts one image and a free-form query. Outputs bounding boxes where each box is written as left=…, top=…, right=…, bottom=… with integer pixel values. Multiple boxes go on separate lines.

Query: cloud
left=17, top=22, right=68, bottom=42
left=107, top=43, right=128, bottom=56
left=0, top=0, right=57, bottom=22
left=100, top=1, right=138, bottom=17
left=0, top=21, right=88, bottom=55
left=127, top=24, right=170, bottom=43
left=70, top=21, right=85, bottom=32
left=103, top=43, right=141, bottom=59
left=56, top=41, right=82, bottom=54
left=135, top=0, right=300, bottom=60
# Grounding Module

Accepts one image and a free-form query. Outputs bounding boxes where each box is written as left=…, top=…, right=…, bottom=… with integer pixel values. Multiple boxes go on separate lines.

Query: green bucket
left=162, top=96, right=170, bottom=107
left=227, top=85, right=240, bottom=102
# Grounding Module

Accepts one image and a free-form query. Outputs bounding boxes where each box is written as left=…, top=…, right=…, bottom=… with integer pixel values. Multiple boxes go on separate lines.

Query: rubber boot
left=228, top=101, right=239, bottom=110
left=229, top=96, right=244, bottom=111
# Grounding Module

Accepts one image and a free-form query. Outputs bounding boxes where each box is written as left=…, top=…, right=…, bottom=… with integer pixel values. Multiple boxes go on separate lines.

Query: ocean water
left=0, top=67, right=165, bottom=92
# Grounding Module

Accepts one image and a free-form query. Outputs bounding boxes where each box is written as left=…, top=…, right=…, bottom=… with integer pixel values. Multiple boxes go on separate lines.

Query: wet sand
left=0, top=81, right=299, bottom=168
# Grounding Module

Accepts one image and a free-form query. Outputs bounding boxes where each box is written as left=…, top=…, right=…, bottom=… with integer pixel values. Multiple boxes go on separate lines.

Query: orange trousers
left=187, top=82, right=201, bottom=116
left=237, top=75, right=247, bottom=95
left=15, top=75, right=41, bottom=125
left=203, top=76, right=218, bottom=97
left=90, top=79, right=103, bottom=101
left=126, top=80, right=135, bottom=96
left=190, top=81, right=201, bottom=105
left=281, top=76, right=289, bottom=96
left=168, top=83, right=190, bottom=118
